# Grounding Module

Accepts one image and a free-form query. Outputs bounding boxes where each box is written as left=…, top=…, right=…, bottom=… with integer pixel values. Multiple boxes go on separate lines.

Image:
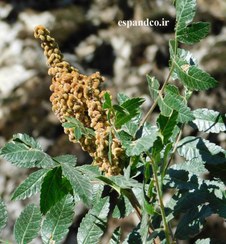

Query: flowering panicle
left=34, top=25, right=124, bottom=175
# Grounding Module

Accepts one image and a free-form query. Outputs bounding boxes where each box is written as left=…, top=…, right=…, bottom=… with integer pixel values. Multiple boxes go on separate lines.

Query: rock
left=198, top=0, right=226, bottom=20
left=0, top=65, right=36, bottom=97
left=19, top=9, right=55, bottom=32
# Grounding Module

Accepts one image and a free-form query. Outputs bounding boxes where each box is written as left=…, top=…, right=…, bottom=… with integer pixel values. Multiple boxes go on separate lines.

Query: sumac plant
left=1, top=0, right=226, bottom=243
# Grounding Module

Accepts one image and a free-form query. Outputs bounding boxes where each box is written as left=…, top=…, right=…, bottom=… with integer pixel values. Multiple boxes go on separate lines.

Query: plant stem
left=147, top=153, right=172, bottom=244
left=166, top=123, right=184, bottom=170
left=139, top=63, right=175, bottom=127
left=123, top=189, right=160, bottom=244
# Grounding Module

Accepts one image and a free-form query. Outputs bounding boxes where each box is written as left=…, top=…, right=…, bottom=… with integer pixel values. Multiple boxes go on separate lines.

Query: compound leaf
left=0, top=199, right=7, bottom=233
left=61, top=164, right=93, bottom=207
left=41, top=194, right=74, bottom=244
left=11, top=169, right=49, bottom=201
left=190, top=108, right=226, bottom=133
left=14, top=204, right=41, bottom=244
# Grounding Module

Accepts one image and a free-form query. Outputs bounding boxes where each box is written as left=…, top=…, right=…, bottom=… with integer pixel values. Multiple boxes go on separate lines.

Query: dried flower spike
left=34, top=25, right=125, bottom=175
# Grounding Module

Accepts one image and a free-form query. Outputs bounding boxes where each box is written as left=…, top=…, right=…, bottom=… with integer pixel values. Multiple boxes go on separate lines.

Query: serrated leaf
left=165, top=169, right=200, bottom=190
left=61, top=164, right=93, bottom=207
left=190, top=108, right=226, bottom=133
left=14, top=204, right=41, bottom=244
left=173, top=58, right=217, bottom=91
left=115, top=97, right=145, bottom=128
left=0, top=134, right=57, bottom=169
left=53, top=154, right=77, bottom=166
left=177, top=136, right=226, bottom=164
left=0, top=199, right=7, bottom=233
left=159, top=85, right=194, bottom=123
left=122, top=124, right=158, bottom=156
left=147, top=75, right=160, bottom=101
left=112, top=195, right=133, bottom=219
left=176, top=0, right=196, bottom=32
left=195, top=239, right=211, bottom=244
left=40, top=167, right=69, bottom=214
left=76, top=165, right=100, bottom=180
left=157, top=110, right=178, bottom=144
left=123, top=226, right=142, bottom=244
left=175, top=205, right=212, bottom=240
left=77, top=197, right=109, bottom=244
left=117, top=93, right=129, bottom=105
left=11, top=169, right=49, bottom=201
left=169, top=159, right=208, bottom=175
left=41, top=194, right=74, bottom=244
left=109, top=175, right=140, bottom=190
left=177, top=22, right=210, bottom=45
left=62, top=117, right=95, bottom=141
left=139, top=211, right=149, bottom=243
left=122, top=114, right=142, bottom=137
left=110, top=227, right=121, bottom=244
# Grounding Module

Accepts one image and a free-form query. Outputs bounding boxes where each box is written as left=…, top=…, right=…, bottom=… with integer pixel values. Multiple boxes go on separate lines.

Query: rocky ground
left=0, top=0, right=226, bottom=243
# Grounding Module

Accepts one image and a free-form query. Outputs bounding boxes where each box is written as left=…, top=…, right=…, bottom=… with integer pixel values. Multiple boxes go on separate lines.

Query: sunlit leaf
left=14, top=204, right=41, bottom=244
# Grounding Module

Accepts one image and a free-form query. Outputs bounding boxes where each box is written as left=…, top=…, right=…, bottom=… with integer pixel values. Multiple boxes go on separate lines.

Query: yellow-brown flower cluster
left=34, top=25, right=124, bottom=175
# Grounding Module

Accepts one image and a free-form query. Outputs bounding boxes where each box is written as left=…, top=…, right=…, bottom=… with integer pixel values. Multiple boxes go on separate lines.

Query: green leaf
left=53, top=154, right=77, bottom=166
left=11, top=169, right=49, bottom=201
left=173, top=58, right=217, bottom=91
left=122, top=124, right=158, bottom=156
left=190, top=108, right=226, bottom=133
left=195, top=239, right=211, bottom=244
left=159, top=85, right=194, bottom=123
left=76, top=165, right=100, bottom=180
left=175, top=205, right=212, bottom=239
left=102, top=92, right=112, bottom=109
left=40, top=167, right=69, bottom=214
left=115, top=97, right=145, bottom=128
left=176, top=0, right=196, bottom=32
left=0, top=199, right=7, bottom=233
left=0, top=134, right=57, bottom=169
left=169, top=159, right=208, bottom=175
left=117, top=93, right=130, bottom=104
left=122, top=114, right=142, bottom=137
left=110, top=227, right=121, bottom=244
left=61, top=164, right=93, bottom=207
left=109, top=175, right=140, bottom=190
left=157, top=110, right=178, bottom=144
left=147, top=75, right=160, bottom=101
left=77, top=197, right=109, bottom=244
left=139, top=211, right=149, bottom=243
left=112, top=195, right=133, bottom=219
left=123, top=226, right=142, bottom=244
left=14, top=204, right=41, bottom=244
left=177, top=136, right=226, bottom=164
left=41, top=194, right=74, bottom=244
left=62, top=117, right=95, bottom=141
left=177, top=22, right=210, bottom=45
